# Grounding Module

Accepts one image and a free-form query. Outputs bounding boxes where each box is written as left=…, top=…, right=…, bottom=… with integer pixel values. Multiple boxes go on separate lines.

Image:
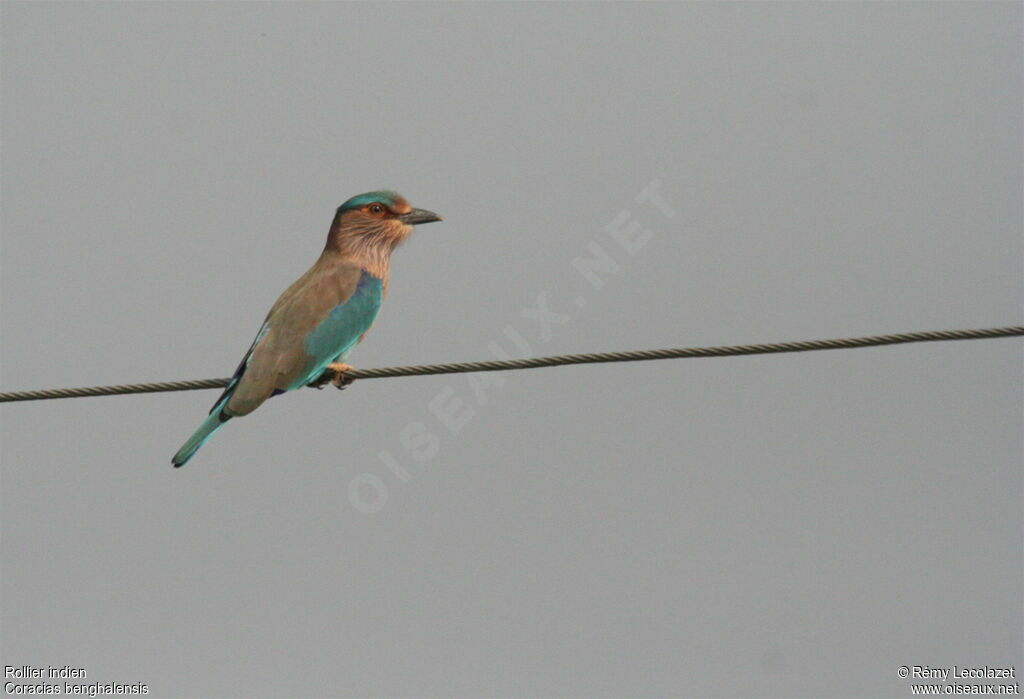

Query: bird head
left=328, top=191, right=442, bottom=252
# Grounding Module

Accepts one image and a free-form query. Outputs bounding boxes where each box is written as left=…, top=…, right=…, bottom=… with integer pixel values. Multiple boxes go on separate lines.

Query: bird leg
left=309, top=362, right=356, bottom=390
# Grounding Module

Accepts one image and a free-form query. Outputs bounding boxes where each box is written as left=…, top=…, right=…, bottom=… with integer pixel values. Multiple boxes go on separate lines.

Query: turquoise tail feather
left=172, top=395, right=232, bottom=467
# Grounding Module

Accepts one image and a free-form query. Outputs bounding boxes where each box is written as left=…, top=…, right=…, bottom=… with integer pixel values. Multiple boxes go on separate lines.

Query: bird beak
left=398, top=208, right=442, bottom=225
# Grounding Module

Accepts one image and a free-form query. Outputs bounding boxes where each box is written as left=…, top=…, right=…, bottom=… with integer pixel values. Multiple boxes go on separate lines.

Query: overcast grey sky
left=1, top=2, right=1021, bottom=697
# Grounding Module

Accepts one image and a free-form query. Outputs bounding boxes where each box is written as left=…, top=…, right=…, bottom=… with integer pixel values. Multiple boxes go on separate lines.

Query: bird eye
left=369, top=204, right=383, bottom=214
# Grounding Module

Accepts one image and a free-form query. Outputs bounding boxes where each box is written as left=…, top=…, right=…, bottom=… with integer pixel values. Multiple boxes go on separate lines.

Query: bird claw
left=309, top=362, right=355, bottom=390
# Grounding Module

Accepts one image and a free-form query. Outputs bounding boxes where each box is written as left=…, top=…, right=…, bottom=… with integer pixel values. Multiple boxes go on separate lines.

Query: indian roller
left=171, top=191, right=442, bottom=467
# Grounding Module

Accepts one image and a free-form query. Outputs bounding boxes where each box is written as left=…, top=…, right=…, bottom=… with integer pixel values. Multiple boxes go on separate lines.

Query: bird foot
left=310, top=362, right=355, bottom=390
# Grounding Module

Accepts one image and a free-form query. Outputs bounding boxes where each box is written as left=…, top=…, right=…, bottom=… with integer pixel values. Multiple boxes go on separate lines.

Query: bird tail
left=172, top=396, right=233, bottom=468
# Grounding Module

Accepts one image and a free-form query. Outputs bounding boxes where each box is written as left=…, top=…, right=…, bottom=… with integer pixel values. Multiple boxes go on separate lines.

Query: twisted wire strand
left=1, top=325, right=1021, bottom=404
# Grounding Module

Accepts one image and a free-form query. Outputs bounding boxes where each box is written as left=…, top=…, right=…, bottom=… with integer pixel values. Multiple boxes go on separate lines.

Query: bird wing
left=205, top=320, right=271, bottom=414
left=224, top=260, right=383, bottom=416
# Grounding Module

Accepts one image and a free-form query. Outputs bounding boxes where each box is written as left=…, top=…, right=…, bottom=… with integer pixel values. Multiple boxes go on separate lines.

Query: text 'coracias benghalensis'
left=171, top=191, right=442, bottom=467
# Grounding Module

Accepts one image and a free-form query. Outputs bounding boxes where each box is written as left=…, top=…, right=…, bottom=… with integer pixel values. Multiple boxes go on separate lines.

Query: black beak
left=398, top=208, right=442, bottom=225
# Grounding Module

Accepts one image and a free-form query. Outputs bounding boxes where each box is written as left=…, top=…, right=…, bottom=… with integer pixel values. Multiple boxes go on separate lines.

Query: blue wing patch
left=292, top=271, right=384, bottom=389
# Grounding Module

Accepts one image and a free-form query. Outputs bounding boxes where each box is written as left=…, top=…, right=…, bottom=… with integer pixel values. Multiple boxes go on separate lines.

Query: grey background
left=1, top=2, right=1020, bottom=697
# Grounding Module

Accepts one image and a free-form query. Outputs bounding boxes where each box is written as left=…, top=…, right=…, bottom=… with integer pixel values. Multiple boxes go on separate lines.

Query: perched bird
left=172, top=191, right=441, bottom=467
